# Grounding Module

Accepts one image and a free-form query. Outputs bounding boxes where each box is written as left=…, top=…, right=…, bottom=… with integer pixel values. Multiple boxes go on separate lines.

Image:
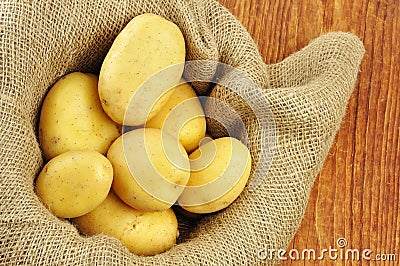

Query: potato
left=35, top=150, right=113, bottom=218
left=98, top=13, right=186, bottom=125
left=72, top=191, right=178, bottom=256
left=146, top=81, right=206, bottom=153
left=107, top=128, right=190, bottom=211
left=39, top=72, right=120, bottom=160
left=178, top=137, right=252, bottom=214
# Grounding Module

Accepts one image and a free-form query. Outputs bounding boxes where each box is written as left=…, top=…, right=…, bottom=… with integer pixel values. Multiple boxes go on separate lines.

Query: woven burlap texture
left=0, top=0, right=364, bottom=265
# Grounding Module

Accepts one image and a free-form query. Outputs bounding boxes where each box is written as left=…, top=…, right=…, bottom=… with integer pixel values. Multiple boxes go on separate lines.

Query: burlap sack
left=0, top=0, right=364, bottom=265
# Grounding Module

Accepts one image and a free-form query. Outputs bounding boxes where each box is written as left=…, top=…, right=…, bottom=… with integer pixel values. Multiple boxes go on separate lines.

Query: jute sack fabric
left=0, top=0, right=364, bottom=265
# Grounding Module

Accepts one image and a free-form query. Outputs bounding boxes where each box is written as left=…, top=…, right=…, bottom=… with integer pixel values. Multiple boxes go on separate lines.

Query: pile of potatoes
left=36, top=13, right=252, bottom=256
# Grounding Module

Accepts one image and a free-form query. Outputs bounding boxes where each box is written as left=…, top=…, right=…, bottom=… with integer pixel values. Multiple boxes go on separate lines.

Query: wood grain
left=218, top=0, right=400, bottom=265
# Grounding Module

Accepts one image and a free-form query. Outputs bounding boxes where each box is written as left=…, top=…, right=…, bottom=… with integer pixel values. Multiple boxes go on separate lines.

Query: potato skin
left=35, top=150, right=113, bottom=218
left=39, top=72, right=120, bottom=160
left=107, top=128, right=190, bottom=211
left=98, top=13, right=186, bottom=125
left=178, top=137, right=252, bottom=214
left=72, top=191, right=179, bottom=256
left=146, top=82, right=206, bottom=153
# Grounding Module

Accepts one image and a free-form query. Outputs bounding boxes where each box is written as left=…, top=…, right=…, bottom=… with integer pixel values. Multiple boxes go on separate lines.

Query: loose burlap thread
left=0, top=0, right=364, bottom=265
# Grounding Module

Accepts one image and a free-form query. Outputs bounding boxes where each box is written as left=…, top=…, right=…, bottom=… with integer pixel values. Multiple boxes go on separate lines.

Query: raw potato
left=35, top=150, right=113, bottom=218
left=98, top=13, right=186, bottom=125
left=72, top=191, right=178, bottom=256
left=178, top=137, right=252, bottom=214
left=107, top=128, right=190, bottom=211
left=146, top=81, right=206, bottom=153
left=39, top=72, right=120, bottom=160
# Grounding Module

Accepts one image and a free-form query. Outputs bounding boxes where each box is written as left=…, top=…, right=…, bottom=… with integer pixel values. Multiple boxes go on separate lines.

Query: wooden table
left=218, top=0, right=399, bottom=265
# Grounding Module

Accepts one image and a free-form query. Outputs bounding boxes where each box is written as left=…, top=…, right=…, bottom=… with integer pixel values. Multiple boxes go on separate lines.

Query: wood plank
left=218, top=0, right=400, bottom=264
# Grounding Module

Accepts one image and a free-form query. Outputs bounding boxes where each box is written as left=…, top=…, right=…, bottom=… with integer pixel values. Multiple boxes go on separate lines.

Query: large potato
left=35, top=150, right=113, bottom=218
left=107, top=128, right=190, bottom=211
left=146, top=81, right=206, bottom=153
left=98, top=13, right=186, bottom=125
left=39, top=72, right=120, bottom=160
left=72, top=191, right=179, bottom=256
left=178, top=137, right=252, bottom=214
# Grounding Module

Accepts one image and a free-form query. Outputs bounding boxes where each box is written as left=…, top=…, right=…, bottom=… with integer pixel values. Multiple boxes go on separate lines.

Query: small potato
left=178, top=137, right=252, bottom=214
left=72, top=191, right=179, bottom=256
left=39, top=72, right=120, bottom=160
left=35, top=150, right=113, bottom=218
left=146, top=82, right=206, bottom=153
left=99, top=13, right=186, bottom=125
left=107, top=128, right=190, bottom=211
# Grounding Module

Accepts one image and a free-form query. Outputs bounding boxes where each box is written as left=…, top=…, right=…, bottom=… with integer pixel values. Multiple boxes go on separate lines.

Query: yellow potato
left=178, top=137, right=252, bottom=214
left=146, top=82, right=206, bottom=153
left=98, top=13, right=186, bottom=125
left=39, top=72, right=120, bottom=160
left=72, top=191, right=178, bottom=256
left=107, top=128, right=190, bottom=211
left=35, top=150, right=113, bottom=218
